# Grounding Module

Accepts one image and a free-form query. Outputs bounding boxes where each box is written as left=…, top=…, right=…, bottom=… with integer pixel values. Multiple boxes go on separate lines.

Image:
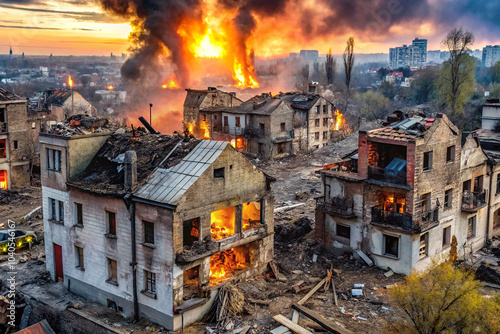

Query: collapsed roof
left=0, top=86, right=24, bottom=102
left=202, top=93, right=288, bottom=115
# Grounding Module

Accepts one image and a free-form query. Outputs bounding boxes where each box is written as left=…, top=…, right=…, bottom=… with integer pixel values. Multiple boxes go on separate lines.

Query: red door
left=53, top=243, right=63, bottom=281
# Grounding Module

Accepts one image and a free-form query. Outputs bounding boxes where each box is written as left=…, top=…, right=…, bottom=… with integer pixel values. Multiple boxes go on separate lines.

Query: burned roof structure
left=277, top=93, right=322, bottom=111
left=44, top=89, right=73, bottom=107
left=202, top=93, right=286, bottom=115
left=0, top=86, right=24, bottom=101
left=69, top=132, right=200, bottom=196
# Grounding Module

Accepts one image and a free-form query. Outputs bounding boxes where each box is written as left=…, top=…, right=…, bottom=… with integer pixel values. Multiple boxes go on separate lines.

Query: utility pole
left=149, top=103, right=153, bottom=126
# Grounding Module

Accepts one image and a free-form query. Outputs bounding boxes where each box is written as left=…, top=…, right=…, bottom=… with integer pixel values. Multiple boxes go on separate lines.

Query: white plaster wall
left=324, top=214, right=363, bottom=250
left=369, top=228, right=414, bottom=275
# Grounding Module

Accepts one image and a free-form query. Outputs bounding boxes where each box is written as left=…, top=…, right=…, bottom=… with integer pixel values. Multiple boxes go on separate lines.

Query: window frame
left=74, top=202, right=83, bottom=227
left=280, top=122, right=286, bottom=132
left=467, top=216, right=476, bottom=239
left=423, top=151, right=433, bottom=171
left=107, top=211, right=116, bottom=236
left=46, top=148, right=62, bottom=172
left=446, top=145, right=455, bottom=162
left=235, top=116, right=241, bottom=128
left=314, top=119, right=320, bottom=127
left=442, top=226, right=451, bottom=248
left=0, top=139, right=6, bottom=158
left=383, top=234, right=399, bottom=258
left=75, top=245, right=84, bottom=270
left=419, top=233, right=428, bottom=259
left=107, top=258, right=118, bottom=285
left=143, top=221, right=155, bottom=245
left=444, top=189, right=453, bottom=209
left=214, top=167, right=225, bottom=179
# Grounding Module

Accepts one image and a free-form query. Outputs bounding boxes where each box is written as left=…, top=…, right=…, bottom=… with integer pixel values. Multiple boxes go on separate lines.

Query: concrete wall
left=67, top=134, right=110, bottom=178
left=61, top=91, right=93, bottom=118
left=269, top=102, right=294, bottom=159
left=481, top=105, right=500, bottom=130
left=307, top=98, right=334, bottom=150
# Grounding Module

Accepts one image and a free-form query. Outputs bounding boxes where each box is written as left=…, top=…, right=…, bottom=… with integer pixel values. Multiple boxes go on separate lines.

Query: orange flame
left=0, top=170, right=7, bottom=190
left=209, top=246, right=250, bottom=284
left=211, top=207, right=235, bottom=241
left=162, top=79, right=178, bottom=89
left=334, top=109, right=345, bottom=131
left=200, top=120, right=210, bottom=140
left=68, top=76, right=73, bottom=89
left=242, top=202, right=261, bottom=230
left=187, top=123, right=194, bottom=135
left=107, top=85, right=114, bottom=90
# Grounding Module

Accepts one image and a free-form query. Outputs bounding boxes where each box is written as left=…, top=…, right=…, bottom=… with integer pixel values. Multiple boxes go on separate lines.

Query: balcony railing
left=368, top=165, right=407, bottom=185
left=272, top=130, right=294, bottom=142
left=213, top=126, right=245, bottom=136
left=0, top=122, right=6, bottom=133
left=462, top=190, right=487, bottom=212
left=371, top=206, right=414, bottom=230
left=244, top=127, right=265, bottom=137
left=421, top=208, right=439, bottom=224
left=317, top=197, right=355, bottom=218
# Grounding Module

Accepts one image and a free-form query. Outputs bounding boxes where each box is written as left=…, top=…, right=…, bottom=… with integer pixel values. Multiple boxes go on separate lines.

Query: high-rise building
left=299, top=50, right=319, bottom=62
left=9, top=46, right=12, bottom=60
left=389, top=38, right=427, bottom=68
left=482, top=45, right=500, bottom=67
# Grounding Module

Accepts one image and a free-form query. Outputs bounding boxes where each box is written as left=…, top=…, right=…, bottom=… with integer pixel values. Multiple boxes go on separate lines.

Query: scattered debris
left=356, top=250, right=373, bottom=267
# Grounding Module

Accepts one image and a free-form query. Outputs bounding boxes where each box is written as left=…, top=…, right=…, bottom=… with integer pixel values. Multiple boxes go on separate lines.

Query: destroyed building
left=183, top=87, right=243, bottom=139
left=40, top=126, right=275, bottom=330
left=315, top=113, right=493, bottom=275
left=199, top=92, right=338, bottom=160
left=0, top=86, right=30, bottom=190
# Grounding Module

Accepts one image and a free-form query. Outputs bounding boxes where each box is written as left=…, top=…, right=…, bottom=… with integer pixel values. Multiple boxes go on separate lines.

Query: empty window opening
left=214, top=167, right=225, bottom=179
left=336, top=224, right=351, bottom=241
left=242, top=201, right=262, bottom=231
left=75, top=245, right=84, bottom=270
left=183, top=218, right=200, bottom=247
left=74, top=203, right=83, bottom=226
left=446, top=145, right=455, bottom=162
left=107, top=258, right=118, bottom=284
left=0, top=139, right=6, bottom=158
left=278, top=142, right=286, bottom=154
left=143, top=221, right=154, bottom=244
left=13, top=140, right=18, bottom=150
left=474, top=175, right=483, bottom=192
left=421, top=192, right=431, bottom=213
left=211, top=206, right=235, bottom=241
left=235, top=117, right=241, bottom=127
left=494, top=209, right=500, bottom=230
left=315, top=119, right=320, bottom=127
left=209, top=243, right=254, bottom=285
left=183, top=265, right=200, bottom=299
left=107, top=299, right=117, bottom=311
left=323, top=105, right=328, bottom=113
left=423, top=151, right=433, bottom=171
left=444, top=189, right=453, bottom=209
left=323, top=118, right=328, bottom=127
left=443, top=226, right=451, bottom=247
left=384, top=234, right=399, bottom=258
left=463, top=179, right=471, bottom=193
left=107, top=211, right=116, bottom=236
left=280, top=122, right=285, bottom=132
left=419, top=233, right=428, bottom=259
left=467, top=216, right=476, bottom=239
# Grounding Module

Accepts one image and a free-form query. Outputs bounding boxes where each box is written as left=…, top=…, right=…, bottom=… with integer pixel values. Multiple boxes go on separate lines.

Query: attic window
left=214, top=167, right=225, bottom=179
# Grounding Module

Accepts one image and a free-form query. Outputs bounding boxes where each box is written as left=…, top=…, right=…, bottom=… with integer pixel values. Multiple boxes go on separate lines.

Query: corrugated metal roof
left=134, top=140, right=229, bottom=205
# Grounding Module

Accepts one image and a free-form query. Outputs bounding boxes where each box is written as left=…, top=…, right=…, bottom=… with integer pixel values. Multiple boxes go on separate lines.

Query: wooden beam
left=291, top=303, right=353, bottom=334
left=273, top=315, right=313, bottom=334
left=298, top=278, right=326, bottom=305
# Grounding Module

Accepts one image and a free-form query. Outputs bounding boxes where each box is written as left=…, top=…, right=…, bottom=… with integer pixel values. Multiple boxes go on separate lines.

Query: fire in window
left=242, top=201, right=262, bottom=231
left=211, top=206, right=235, bottom=241
left=0, top=170, right=6, bottom=190
left=209, top=244, right=252, bottom=285
left=183, top=218, right=199, bottom=247
left=278, top=142, right=286, bottom=154
left=183, top=265, right=200, bottom=299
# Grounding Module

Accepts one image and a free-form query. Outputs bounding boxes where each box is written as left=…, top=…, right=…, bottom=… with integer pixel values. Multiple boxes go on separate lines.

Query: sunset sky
left=2, top=0, right=500, bottom=57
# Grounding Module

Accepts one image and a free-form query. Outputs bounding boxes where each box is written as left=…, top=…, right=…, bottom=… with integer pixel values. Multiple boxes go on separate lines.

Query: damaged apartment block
left=316, top=113, right=493, bottom=275
left=186, top=85, right=337, bottom=160
left=39, top=122, right=274, bottom=331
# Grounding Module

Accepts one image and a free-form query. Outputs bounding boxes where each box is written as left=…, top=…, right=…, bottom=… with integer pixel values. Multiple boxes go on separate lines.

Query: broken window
left=242, top=201, right=262, bottom=231
left=280, top=122, right=285, bottom=132
left=384, top=234, right=399, bottom=258
left=315, top=119, right=320, bottom=127
left=423, top=151, right=433, bottom=171
left=259, top=123, right=265, bottom=132
left=143, top=270, right=156, bottom=295
left=419, top=233, right=428, bottom=259
left=0, top=139, right=6, bottom=158
left=467, top=216, right=476, bottom=239
left=74, top=202, right=83, bottom=226
left=107, top=258, right=118, bottom=284
left=143, top=221, right=154, bottom=244
left=0, top=170, right=6, bottom=190
left=474, top=175, right=483, bottom=192
left=315, top=132, right=320, bottom=140
left=336, top=224, right=350, bottom=240
left=183, top=218, right=199, bottom=247
left=0, top=108, right=5, bottom=132
left=75, top=245, right=84, bottom=270
left=13, top=140, right=17, bottom=150
left=214, top=167, right=225, bottom=179
left=323, top=131, right=328, bottom=140
left=235, top=117, right=241, bottom=127
left=316, top=105, right=320, bottom=114
left=323, top=105, right=328, bottom=113
left=183, top=266, right=200, bottom=299
left=46, top=148, right=61, bottom=172
left=463, top=179, right=471, bottom=193
left=421, top=192, right=431, bottom=213
left=446, top=145, right=455, bottom=162
left=49, top=198, right=64, bottom=222
left=323, top=118, right=328, bottom=127
left=444, top=189, right=452, bottom=209
left=211, top=206, right=235, bottom=241
left=209, top=244, right=252, bottom=285
left=442, top=226, right=451, bottom=247
left=223, top=116, right=229, bottom=127
left=278, top=142, right=286, bottom=154
left=107, top=211, right=116, bottom=236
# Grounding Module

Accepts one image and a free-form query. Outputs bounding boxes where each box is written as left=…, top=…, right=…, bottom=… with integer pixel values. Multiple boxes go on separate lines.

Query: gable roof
left=134, top=140, right=229, bottom=205
left=203, top=94, right=290, bottom=115
left=0, top=86, right=23, bottom=101
left=183, top=88, right=242, bottom=109
left=45, top=89, right=72, bottom=106
left=278, top=93, right=323, bottom=111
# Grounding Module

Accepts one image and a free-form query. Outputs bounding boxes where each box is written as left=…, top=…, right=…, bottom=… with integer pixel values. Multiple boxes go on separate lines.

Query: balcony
left=317, top=197, right=355, bottom=218
left=272, top=130, right=294, bottom=143
left=212, top=126, right=245, bottom=136
left=368, top=165, right=407, bottom=186
left=461, top=190, right=487, bottom=212
left=244, top=127, right=265, bottom=137
left=371, top=206, right=439, bottom=232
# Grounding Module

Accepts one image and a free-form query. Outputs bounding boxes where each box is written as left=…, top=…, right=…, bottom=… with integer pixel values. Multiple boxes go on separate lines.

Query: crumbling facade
left=0, top=86, right=30, bottom=190
left=200, top=92, right=337, bottom=160
left=183, top=87, right=242, bottom=139
left=315, top=114, right=491, bottom=274
left=40, top=128, right=274, bottom=330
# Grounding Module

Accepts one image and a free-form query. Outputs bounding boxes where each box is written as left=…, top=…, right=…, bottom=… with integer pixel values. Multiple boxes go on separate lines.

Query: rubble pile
left=0, top=190, right=28, bottom=205
left=48, top=114, right=112, bottom=136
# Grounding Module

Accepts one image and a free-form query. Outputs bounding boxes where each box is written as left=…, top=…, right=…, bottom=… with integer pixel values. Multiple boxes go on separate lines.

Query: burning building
left=0, top=86, right=30, bottom=190
left=315, top=113, right=492, bottom=275
left=196, top=90, right=338, bottom=159
left=183, top=87, right=242, bottom=139
left=40, top=128, right=274, bottom=330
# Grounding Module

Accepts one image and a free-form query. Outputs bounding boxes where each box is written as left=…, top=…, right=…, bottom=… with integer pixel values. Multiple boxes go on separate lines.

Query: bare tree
left=343, top=37, right=355, bottom=91
left=325, top=48, right=336, bottom=85
left=441, top=27, right=475, bottom=114
left=295, top=64, right=310, bottom=93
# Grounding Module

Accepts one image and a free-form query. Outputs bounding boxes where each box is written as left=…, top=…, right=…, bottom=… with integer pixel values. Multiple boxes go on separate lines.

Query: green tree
left=343, top=37, right=355, bottom=91
left=438, top=28, right=476, bottom=114
left=410, top=67, right=439, bottom=104
left=387, top=261, right=500, bottom=334
left=489, top=82, right=500, bottom=98
left=325, top=48, right=336, bottom=85
left=355, top=90, right=391, bottom=120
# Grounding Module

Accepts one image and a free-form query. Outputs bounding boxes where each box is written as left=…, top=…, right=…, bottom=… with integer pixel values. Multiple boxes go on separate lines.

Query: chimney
left=124, top=150, right=137, bottom=192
